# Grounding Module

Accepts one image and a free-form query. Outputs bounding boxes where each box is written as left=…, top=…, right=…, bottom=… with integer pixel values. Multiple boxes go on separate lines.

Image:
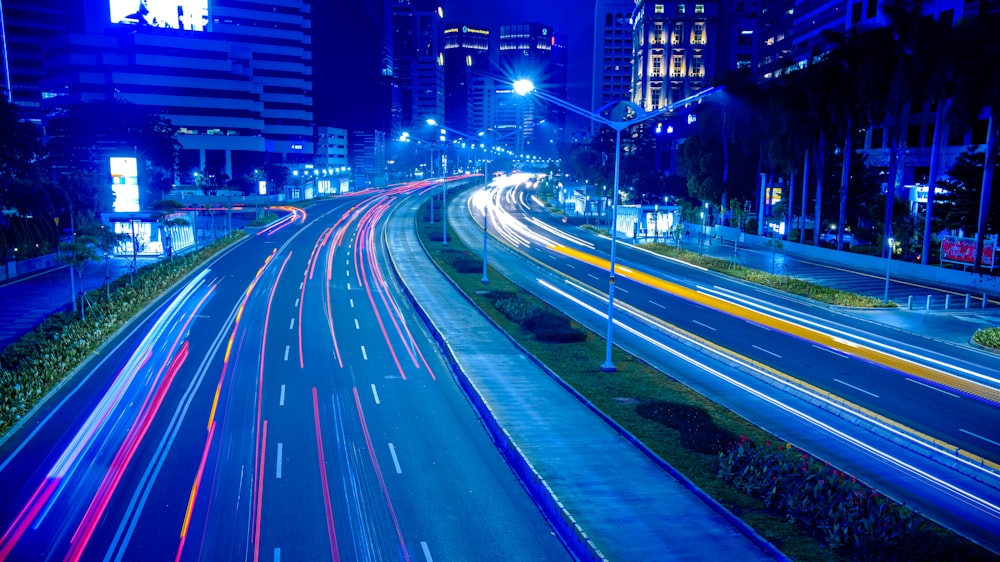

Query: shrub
left=488, top=290, right=543, bottom=325
left=440, top=249, right=481, bottom=273
left=719, top=437, right=932, bottom=556
left=528, top=312, right=587, bottom=343
left=973, top=327, right=1000, bottom=350
left=636, top=400, right=737, bottom=454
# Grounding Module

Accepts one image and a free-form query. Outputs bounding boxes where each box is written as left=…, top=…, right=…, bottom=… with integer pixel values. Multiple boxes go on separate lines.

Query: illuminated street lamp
left=883, top=237, right=895, bottom=305
left=514, top=78, right=721, bottom=372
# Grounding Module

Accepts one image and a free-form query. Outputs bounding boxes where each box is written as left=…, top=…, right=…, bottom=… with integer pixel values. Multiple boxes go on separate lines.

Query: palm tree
left=918, top=13, right=960, bottom=264
left=951, top=11, right=1000, bottom=272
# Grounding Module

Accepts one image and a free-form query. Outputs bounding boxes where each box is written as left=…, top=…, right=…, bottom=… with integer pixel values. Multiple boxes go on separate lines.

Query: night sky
left=442, top=0, right=596, bottom=113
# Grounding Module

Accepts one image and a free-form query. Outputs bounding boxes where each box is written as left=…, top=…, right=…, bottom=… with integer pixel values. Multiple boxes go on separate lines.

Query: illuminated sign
left=941, top=235, right=996, bottom=268
left=110, top=157, right=140, bottom=212
left=110, top=0, right=209, bottom=32
left=291, top=143, right=303, bottom=150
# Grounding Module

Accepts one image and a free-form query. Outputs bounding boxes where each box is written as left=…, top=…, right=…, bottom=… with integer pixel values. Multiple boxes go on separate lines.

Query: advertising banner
left=110, top=0, right=209, bottom=31
left=110, top=157, right=140, bottom=213
left=941, top=235, right=996, bottom=269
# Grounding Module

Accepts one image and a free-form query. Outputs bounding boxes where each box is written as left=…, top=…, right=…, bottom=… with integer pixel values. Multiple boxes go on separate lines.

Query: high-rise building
left=443, top=23, right=489, bottom=135
left=393, top=0, right=444, bottom=130
left=39, top=0, right=314, bottom=182
left=592, top=0, right=634, bottom=129
left=630, top=1, right=716, bottom=112
left=0, top=0, right=67, bottom=124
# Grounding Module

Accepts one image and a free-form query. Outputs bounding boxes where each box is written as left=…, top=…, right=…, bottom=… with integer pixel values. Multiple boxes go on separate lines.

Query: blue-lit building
left=26, top=0, right=314, bottom=182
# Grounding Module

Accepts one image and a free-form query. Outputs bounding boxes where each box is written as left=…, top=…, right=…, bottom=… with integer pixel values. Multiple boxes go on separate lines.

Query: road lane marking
left=347, top=282, right=352, bottom=290
left=617, top=286, right=628, bottom=293
left=289, top=318, right=295, bottom=330
left=388, top=443, right=402, bottom=474
left=350, top=299, right=355, bottom=308
left=813, top=344, right=848, bottom=359
left=834, top=378, right=880, bottom=398
left=752, top=344, right=781, bottom=358
left=274, top=547, right=281, bottom=562
left=371, top=384, right=380, bottom=404
left=346, top=259, right=349, bottom=265
left=587, top=274, right=600, bottom=281
left=284, top=345, right=290, bottom=361
left=906, top=378, right=959, bottom=397
left=960, top=429, right=1000, bottom=448
left=692, top=320, right=716, bottom=331
left=354, top=319, right=360, bottom=330
left=361, top=346, right=368, bottom=360
left=649, top=301, right=666, bottom=309
left=346, top=269, right=350, bottom=278
left=294, top=298, right=300, bottom=307
left=276, top=443, right=283, bottom=478
left=420, top=541, right=432, bottom=561
left=279, top=385, right=285, bottom=406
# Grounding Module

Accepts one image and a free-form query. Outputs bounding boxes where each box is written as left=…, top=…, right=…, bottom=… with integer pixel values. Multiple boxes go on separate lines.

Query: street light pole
left=514, top=79, right=722, bottom=372
left=883, top=237, right=894, bottom=304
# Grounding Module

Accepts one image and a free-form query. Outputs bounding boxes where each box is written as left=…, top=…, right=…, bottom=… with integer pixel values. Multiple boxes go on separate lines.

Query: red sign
left=941, top=236, right=995, bottom=267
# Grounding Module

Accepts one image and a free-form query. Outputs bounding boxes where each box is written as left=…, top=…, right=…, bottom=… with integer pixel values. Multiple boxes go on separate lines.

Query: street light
left=883, top=237, right=895, bottom=304
left=476, top=127, right=523, bottom=284
left=515, top=78, right=722, bottom=372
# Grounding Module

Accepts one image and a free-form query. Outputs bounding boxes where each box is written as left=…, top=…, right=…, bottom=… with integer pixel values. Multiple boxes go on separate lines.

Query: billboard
left=110, top=157, right=140, bottom=213
left=110, top=0, right=209, bottom=32
left=941, top=235, right=996, bottom=269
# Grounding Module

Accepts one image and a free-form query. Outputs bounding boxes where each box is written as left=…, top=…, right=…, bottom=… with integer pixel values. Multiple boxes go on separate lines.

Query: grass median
left=416, top=196, right=996, bottom=562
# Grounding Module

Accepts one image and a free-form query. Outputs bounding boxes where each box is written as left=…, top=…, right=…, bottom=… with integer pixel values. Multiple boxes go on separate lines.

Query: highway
left=458, top=175, right=1000, bottom=552
left=0, top=182, right=569, bottom=561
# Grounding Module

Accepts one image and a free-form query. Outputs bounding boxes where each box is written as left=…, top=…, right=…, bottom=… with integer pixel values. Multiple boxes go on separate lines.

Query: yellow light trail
left=551, top=244, right=1000, bottom=405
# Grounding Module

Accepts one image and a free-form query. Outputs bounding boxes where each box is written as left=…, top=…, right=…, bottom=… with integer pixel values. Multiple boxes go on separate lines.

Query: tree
left=951, top=11, right=1000, bottom=272
left=936, top=150, right=1000, bottom=236
left=46, top=99, right=180, bottom=214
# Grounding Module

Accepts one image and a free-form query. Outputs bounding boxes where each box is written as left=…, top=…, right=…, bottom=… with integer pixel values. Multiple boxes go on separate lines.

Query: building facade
left=392, top=0, right=444, bottom=130
left=443, top=23, right=489, bottom=135
left=592, top=0, right=635, bottom=130
left=37, top=0, right=313, bottom=183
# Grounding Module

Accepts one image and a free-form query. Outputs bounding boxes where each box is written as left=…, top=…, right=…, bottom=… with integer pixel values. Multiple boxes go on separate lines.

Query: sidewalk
left=387, top=198, right=783, bottom=561
left=0, top=255, right=158, bottom=352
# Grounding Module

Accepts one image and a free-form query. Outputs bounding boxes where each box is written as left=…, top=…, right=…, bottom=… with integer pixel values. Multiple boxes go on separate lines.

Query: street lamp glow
left=515, top=77, right=723, bottom=372
left=426, top=118, right=438, bottom=126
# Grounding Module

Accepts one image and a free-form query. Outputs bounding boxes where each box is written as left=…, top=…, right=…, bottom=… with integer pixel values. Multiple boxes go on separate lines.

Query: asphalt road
left=456, top=179, right=1000, bottom=553
left=0, top=185, right=569, bottom=561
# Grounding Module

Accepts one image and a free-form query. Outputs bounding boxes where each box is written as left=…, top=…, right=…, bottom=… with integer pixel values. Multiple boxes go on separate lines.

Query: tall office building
left=39, top=0, right=314, bottom=182
left=393, top=0, right=444, bottom=130
left=630, top=1, right=716, bottom=113
left=592, top=0, right=635, bottom=130
left=443, top=23, right=489, bottom=135
left=0, top=0, right=67, bottom=124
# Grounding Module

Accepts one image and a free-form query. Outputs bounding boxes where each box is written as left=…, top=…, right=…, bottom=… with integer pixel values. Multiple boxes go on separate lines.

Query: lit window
left=655, top=4, right=664, bottom=13
left=695, top=4, right=704, bottom=13
left=677, top=4, right=686, bottom=14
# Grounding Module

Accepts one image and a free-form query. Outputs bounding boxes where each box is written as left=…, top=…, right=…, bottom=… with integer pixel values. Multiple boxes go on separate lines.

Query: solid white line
left=649, top=301, right=666, bottom=309
left=752, top=344, right=782, bottom=358
left=833, top=378, right=880, bottom=398
left=813, top=344, right=848, bottom=359
left=960, top=428, right=1000, bottom=448
left=388, top=443, right=402, bottom=474
left=692, top=319, right=716, bottom=331
left=289, top=318, right=295, bottom=330
left=274, top=547, right=281, bottom=562
left=361, top=346, right=368, bottom=360
left=906, top=378, right=960, bottom=397
left=354, top=319, right=360, bottom=330
left=279, top=385, right=285, bottom=406
left=294, top=298, right=300, bottom=307
left=284, top=345, right=290, bottom=361
left=420, top=541, right=433, bottom=562
left=371, top=384, right=380, bottom=405
left=276, top=443, right=283, bottom=478
left=350, top=299, right=355, bottom=308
